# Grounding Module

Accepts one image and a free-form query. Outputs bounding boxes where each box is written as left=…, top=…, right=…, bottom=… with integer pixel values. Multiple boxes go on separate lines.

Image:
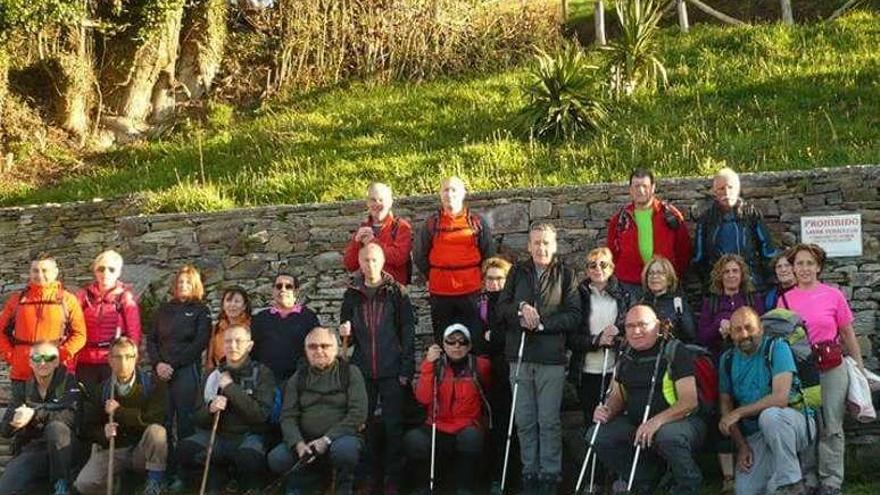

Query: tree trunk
left=176, top=0, right=228, bottom=101
left=53, top=26, right=94, bottom=139
left=100, top=0, right=186, bottom=128
left=0, top=46, right=8, bottom=132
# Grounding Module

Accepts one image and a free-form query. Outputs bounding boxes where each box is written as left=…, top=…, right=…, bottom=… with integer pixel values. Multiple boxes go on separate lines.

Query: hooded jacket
left=75, top=281, right=142, bottom=366
left=415, top=355, right=492, bottom=435
left=340, top=272, right=416, bottom=380
left=0, top=282, right=87, bottom=381
left=498, top=257, right=581, bottom=365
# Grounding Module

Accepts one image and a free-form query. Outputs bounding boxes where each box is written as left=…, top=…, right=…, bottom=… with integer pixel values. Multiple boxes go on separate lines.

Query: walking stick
left=106, top=325, right=122, bottom=495
left=429, top=356, right=441, bottom=494
left=252, top=451, right=317, bottom=494
left=199, top=410, right=222, bottom=495
left=500, top=330, right=527, bottom=492
left=575, top=347, right=612, bottom=494
left=626, top=341, right=666, bottom=492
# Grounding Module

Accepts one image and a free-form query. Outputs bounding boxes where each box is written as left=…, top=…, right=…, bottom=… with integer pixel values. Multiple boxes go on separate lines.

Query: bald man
left=343, top=182, right=413, bottom=285
left=693, top=168, right=778, bottom=290
left=415, top=176, right=495, bottom=343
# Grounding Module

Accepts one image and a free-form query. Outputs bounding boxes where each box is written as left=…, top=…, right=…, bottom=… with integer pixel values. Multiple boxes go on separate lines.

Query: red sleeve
left=606, top=211, right=621, bottom=262
left=477, top=356, right=492, bottom=390
left=381, top=219, right=412, bottom=269
left=343, top=233, right=362, bottom=273
left=0, top=296, right=17, bottom=363
left=414, top=358, right=435, bottom=406
left=122, top=290, right=143, bottom=345
left=59, top=293, right=87, bottom=363
left=673, top=209, right=692, bottom=278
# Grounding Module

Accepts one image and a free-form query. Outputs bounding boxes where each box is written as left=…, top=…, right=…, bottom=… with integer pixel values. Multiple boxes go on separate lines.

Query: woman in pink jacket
left=75, top=249, right=142, bottom=385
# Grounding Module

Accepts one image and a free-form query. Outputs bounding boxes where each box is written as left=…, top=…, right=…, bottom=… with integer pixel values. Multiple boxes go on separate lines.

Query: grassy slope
left=0, top=11, right=878, bottom=211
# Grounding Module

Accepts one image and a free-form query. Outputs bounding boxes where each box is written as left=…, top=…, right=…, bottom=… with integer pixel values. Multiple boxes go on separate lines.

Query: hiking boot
left=777, top=481, right=805, bottom=495
left=142, top=478, right=164, bottom=495
left=537, top=478, right=558, bottom=495
left=52, top=480, right=70, bottom=495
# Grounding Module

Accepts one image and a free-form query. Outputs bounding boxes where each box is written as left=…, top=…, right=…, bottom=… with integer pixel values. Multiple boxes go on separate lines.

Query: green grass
left=1, top=11, right=879, bottom=212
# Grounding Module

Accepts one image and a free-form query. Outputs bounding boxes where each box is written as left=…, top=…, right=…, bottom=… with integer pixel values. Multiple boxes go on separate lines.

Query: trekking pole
left=199, top=410, right=222, bottom=495
left=500, top=330, right=527, bottom=492
left=626, top=341, right=666, bottom=492
left=429, top=356, right=441, bottom=494
left=575, top=347, right=612, bottom=494
left=106, top=325, right=122, bottom=495
left=254, top=451, right=317, bottom=494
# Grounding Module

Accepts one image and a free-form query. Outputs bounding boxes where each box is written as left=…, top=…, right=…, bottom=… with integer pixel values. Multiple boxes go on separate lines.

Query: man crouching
left=75, top=337, right=168, bottom=495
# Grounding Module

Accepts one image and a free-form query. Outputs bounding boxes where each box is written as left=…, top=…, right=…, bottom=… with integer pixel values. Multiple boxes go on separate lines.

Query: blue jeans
left=267, top=435, right=362, bottom=494
left=590, top=414, right=706, bottom=495
left=177, top=429, right=267, bottom=491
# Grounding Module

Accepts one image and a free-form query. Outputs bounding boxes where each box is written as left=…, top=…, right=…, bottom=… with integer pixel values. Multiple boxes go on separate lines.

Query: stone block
left=486, top=203, right=529, bottom=234
left=529, top=199, right=553, bottom=219
left=313, top=251, right=343, bottom=271
left=560, top=203, right=588, bottom=219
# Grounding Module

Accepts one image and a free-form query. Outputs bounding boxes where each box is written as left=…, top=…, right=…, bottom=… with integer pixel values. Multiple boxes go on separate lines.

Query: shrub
left=519, top=43, right=607, bottom=142
left=604, top=0, right=667, bottom=98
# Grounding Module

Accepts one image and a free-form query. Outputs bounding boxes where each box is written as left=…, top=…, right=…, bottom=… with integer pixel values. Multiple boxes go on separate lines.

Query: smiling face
left=793, top=249, right=821, bottom=287
left=645, top=261, right=671, bottom=295
left=366, top=183, right=393, bottom=222
left=273, top=275, right=298, bottom=309
left=29, top=259, right=59, bottom=286
left=29, top=342, right=60, bottom=380
left=587, top=252, right=613, bottom=285
left=729, top=307, right=763, bottom=355
left=721, top=260, right=743, bottom=293
left=528, top=227, right=557, bottom=268
left=629, top=176, right=656, bottom=209
left=222, top=291, right=247, bottom=321
left=774, top=256, right=796, bottom=288
left=439, top=177, right=466, bottom=214
left=93, top=251, right=122, bottom=290
left=624, top=305, right=660, bottom=351
left=442, top=331, right=471, bottom=362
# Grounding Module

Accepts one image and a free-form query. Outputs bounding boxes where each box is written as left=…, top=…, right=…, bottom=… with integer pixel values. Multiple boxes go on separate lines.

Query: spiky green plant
left=604, top=0, right=668, bottom=97
left=519, top=43, right=607, bottom=141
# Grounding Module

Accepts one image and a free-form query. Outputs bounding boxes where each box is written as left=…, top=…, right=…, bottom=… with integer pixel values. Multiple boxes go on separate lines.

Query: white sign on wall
left=800, top=214, right=863, bottom=257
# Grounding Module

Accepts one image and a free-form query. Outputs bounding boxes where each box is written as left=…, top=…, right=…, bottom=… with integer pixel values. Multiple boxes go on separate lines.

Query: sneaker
left=53, top=480, right=70, bottom=495
left=142, top=478, right=164, bottom=495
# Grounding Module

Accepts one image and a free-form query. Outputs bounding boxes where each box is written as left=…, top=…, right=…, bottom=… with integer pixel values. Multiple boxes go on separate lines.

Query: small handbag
left=812, top=339, right=844, bottom=372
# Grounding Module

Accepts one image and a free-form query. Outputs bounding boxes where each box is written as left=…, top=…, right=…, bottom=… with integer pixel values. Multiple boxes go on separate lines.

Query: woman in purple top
left=697, top=254, right=764, bottom=357
left=777, top=243, right=865, bottom=494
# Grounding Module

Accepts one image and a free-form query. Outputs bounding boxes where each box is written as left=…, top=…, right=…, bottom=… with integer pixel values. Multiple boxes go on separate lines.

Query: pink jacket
left=75, top=282, right=142, bottom=365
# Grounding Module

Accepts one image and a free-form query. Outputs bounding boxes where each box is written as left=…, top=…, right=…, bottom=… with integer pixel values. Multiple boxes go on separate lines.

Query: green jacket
left=194, top=358, right=276, bottom=437
left=81, top=370, right=167, bottom=449
left=281, top=360, right=368, bottom=448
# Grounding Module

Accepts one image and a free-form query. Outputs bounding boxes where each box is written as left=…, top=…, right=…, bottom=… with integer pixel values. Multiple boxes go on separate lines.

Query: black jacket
left=147, top=300, right=211, bottom=370
left=637, top=291, right=696, bottom=342
left=251, top=306, right=321, bottom=383
left=193, top=358, right=276, bottom=437
left=568, top=277, right=631, bottom=381
left=340, top=273, right=416, bottom=380
left=81, top=370, right=167, bottom=448
left=1, top=368, right=80, bottom=454
left=498, top=258, right=581, bottom=365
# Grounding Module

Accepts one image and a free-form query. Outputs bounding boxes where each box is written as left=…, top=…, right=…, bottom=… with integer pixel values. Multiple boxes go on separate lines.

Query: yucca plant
left=604, top=0, right=668, bottom=98
left=519, top=43, right=607, bottom=142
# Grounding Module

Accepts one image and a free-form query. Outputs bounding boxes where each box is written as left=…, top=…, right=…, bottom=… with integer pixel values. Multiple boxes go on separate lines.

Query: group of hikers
left=0, top=168, right=869, bottom=495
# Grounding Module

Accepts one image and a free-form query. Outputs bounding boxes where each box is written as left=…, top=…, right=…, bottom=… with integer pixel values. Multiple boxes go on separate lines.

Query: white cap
left=442, top=323, right=471, bottom=342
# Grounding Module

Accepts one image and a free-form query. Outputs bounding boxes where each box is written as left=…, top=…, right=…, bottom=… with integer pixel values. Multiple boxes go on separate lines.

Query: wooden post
left=595, top=0, right=606, bottom=46
left=561, top=0, right=568, bottom=23
left=677, top=0, right=689, bottom=33
left=780, top=0, right=794, bottom=25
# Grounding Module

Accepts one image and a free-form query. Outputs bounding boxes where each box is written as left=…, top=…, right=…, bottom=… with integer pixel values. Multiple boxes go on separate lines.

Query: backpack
left=614, top=200, right=682, bottom=244
left=660, top=339, right=720, bottom=416
left=389, top=217, right=413, bottom=285
left=433, top=354, right=492, bottom=429
left=292, top=359, right=352, bottom=424
left=426, top=208, right=484, bottom=247
left=4, top=288, right=71, bottom=344
left=756, top=308, right=822, bottom=410
left=238, top=362, right=285, bottom=424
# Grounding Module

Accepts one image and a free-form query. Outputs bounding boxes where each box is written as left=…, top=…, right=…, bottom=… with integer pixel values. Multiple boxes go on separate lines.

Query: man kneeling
left=267, top=326, right=368, bottom=495
left=588, top=305, right=706, bottom=494
left=719, top=307, right=815, bottom=495
left=178, top=324, right=276, bottom=493
left=75, top=337, right=168, bottom=495
left=404, top=324, right=491, bottom=495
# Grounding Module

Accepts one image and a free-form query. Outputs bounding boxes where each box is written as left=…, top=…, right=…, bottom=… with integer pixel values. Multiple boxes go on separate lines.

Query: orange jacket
left=0, top=282, right=87, bottom=381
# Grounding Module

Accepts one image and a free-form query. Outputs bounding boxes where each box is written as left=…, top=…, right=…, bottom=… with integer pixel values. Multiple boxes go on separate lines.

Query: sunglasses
left=31, top=354, right=59, bottom=364
left=444, top=339, right=470, bottom=347
left=307, top=343, right=334, bottom=351
left=274, top=283, right=296, bottom=291
left=96, top=266, right=117, bottom=273
left=485, top=275, right=506, bottom=282
left=588, top=261, right=610, bottom=270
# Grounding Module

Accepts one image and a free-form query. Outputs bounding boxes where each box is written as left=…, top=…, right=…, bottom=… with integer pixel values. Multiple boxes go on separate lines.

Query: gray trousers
left=818, top=363, right=848, bottom=490
left=735, top=407, right=816, bottom=495
left=74, top=424, right=168, bottom=495
left=0, top=421, right=74, bottom=495
left=510, top=363, right=565, bottom=479
left=589, top=414, right=706, bottom=495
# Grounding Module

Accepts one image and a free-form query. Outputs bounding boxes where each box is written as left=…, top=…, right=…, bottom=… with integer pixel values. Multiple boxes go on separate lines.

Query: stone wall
left=1, top=165, right=879, bottom=368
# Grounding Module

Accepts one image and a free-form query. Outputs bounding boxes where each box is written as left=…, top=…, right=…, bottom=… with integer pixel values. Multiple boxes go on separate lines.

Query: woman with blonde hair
left=637, top=256, right=695, bottom=341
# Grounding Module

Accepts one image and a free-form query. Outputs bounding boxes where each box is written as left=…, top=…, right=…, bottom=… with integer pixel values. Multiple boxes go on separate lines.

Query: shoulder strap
left=660, top=201, right=681, bottom=230
left=780, top=291, right=790, bottom=310
left=390, top=217, right=401, bottom=240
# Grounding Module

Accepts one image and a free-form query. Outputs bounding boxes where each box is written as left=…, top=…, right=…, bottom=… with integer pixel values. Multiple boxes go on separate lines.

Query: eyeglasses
left=31, top=354, right=59, bottom=364
left=95, top=266, right=117, bottom=273
left=588, top=261, right=610, bottom=270
left=275, top=283, right=296, bottom=291
left=224, top=338, right=251, bottom=347
left=624, top=321, right=655, bottom=332
left=110, top=353, right=137, bottom=361
left=307, top=343, right=334, bottom=351
left=647, top=270, right=667, bottom=278
left=485, top=275, right=506, bottom=282
left=444, top=339, right=470, bottom=347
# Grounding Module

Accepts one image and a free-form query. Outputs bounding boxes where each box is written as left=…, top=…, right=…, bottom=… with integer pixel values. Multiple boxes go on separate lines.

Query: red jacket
left=0, top=282, right=87, bottom=381
left=75, top=281, right=142, bottom=366
left=414, top=355, right=491, bottom=435
left=606, top=198, right=692, bottom=285
left=343, top=213, right=412, bottom=285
